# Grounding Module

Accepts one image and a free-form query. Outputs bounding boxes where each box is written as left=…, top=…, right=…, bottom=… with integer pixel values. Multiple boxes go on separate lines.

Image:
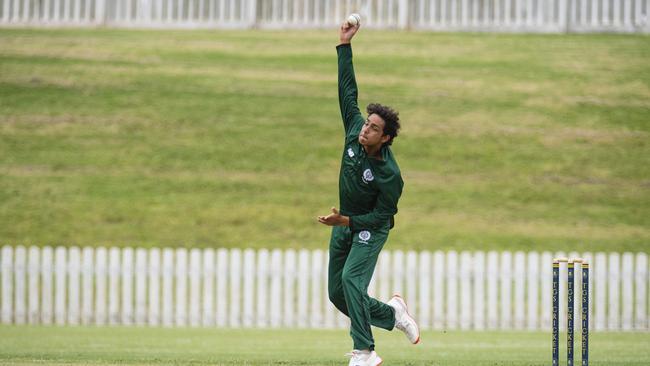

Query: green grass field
left=1, top=326, right=649, bottom=365
left=0, top=29, right=648, bottom=251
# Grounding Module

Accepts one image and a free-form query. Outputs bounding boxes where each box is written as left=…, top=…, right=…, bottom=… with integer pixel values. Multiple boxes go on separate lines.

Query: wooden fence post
left=161, top=248, right=174, bottom=327
left=247, top=0, right=257, bottom=27
left=473, top=251, right=485, bottom=330
left=432, top=250, right=445, bottom=330
left=269, top=249, right=282, bottom=327
left=608, top=252, right=621, bottom=330
left=398, top=0, right=409, bottom=28
left=14, top=246, right=26, bottom=325
left=621, top=252, right=634, bottom=330
left=499, top=251, right=512, bottom=329
left=108, top=247, right=121, bottom=325
left=283, top=249, right=296, bottom=328
left=527, top=251, right=540, bottom=330
left=459, top=251, right=472, bottom=330
left=241, top=248, right=255, bottom=327
left=296, top=249, right=309, bottom=328
left=392, top=250, right=404, bottom=298
left=310, top=249, right=323, bottom=328
left=175, top=248, right=187, bottom=327
left=2, top=246, right=14, bottom=324
left=255, top=248, right=268, bottom=327
left=81, top=247, right=94, bottom=325
left=229, top=248, right=242, bottom=327
left=40, top=246, right=53, bottom=324
left=418, top=251, right=431, bottom=329
left=202, top=248, right=215, bottom=327
left=540, top=251, right=553, bottom=330
left=148, top=248, right=161, bottom=326
left=323, top=251, right=335, bottom=329
left=95, top=0, right=105, bottom=24
left=189, top=249, right=201, bottom=327
left=28, top=247, right=40, bottom=324
left=122, top=247, right=134, bottom=325
left=135, top=248, right=148, bottom=326
left=214, top=248, right=228, bottom=326
left=447, top=250, right=458, bottom=329
left=635, top=253, right=648, bottom=329
left=55, top=246, right=67, bottom=325
left=95, top=247, right=107, bottom=325
left=405, top=250, right=418, bottom=320
left=513, top=251, right=526, bottom=329
left=68, top=246, right=81, bottom=325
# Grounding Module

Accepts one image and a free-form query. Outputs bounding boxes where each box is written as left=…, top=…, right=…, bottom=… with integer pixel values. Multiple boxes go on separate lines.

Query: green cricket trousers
left=328, top=225, right=396, bottom=351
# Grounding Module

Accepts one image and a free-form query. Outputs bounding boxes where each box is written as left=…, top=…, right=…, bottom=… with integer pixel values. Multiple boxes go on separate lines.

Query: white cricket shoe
left=387, top=294, right=420, bottom=344
left=346, top=350, right=383, bottom=366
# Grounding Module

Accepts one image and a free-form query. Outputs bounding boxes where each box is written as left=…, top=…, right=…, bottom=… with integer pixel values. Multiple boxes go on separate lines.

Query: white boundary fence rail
left=0, top=0, right=648, bottom=32
left=1, top=245, right=649, bottom=331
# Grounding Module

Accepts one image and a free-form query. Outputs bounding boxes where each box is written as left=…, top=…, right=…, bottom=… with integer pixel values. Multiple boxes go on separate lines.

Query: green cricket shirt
left=336, top=44, right=404, bottom=232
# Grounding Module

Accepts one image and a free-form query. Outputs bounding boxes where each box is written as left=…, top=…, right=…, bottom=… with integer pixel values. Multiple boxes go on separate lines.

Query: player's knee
left=329, top=293, right=346, bottom=312
left=328, top=285, right=343, bottom=304
left=341, top=268, right=358, bottom=288
left=328, top=285, right=348, bottom=314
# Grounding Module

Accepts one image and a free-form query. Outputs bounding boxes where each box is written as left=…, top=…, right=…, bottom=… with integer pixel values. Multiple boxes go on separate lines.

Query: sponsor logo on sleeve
left=347, top=148, right=355, bottom=158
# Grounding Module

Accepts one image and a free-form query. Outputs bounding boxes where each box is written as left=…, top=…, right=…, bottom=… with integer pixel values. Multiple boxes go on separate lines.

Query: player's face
left=358, top=113, right=390, bottom=147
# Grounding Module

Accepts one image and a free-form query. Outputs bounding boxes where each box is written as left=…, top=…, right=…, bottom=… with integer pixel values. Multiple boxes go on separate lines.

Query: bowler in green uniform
left=317, top=20, right=420, bottom=366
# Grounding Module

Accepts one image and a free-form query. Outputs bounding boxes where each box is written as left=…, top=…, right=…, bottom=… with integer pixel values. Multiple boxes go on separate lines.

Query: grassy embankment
left=1, top=29, right=648, bottom=251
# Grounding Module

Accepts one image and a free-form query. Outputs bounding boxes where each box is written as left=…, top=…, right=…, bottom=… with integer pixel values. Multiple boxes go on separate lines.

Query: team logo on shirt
left=359, top=230, right=371, bottom=242
left=347, top=148, right=355, bottom=158
left=362, top=169, right=374, bottom=184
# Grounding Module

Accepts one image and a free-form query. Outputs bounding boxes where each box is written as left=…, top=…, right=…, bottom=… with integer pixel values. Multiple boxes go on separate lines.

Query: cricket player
left=317, top=20, right=420, bottom=366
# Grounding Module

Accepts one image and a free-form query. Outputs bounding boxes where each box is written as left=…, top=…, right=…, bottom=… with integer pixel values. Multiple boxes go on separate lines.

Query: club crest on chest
left=362, top=168, right=374, bottom=184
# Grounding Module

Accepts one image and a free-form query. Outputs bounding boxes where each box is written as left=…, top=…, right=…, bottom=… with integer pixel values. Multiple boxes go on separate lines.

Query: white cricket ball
left=347, top=13, right=360, bottom=26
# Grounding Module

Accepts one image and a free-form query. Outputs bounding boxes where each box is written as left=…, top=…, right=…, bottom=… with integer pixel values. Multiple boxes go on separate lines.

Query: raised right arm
left=337, top=44, right=362, bottom=133
left=337, top=22, right=363, bottom=134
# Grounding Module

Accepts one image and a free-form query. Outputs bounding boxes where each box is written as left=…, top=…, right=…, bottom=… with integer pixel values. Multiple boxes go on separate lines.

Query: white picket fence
left=0, top=0, right=649, bottom=32
left=1, top=245, right=648, bottom=331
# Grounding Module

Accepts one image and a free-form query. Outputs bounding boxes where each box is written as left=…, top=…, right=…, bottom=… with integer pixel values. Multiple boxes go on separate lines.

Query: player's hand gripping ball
left=347, top=13, right=361, bottom=27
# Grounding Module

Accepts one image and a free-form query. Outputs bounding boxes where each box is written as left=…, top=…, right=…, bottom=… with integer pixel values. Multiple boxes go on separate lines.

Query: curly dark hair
left=366, top=103, right=400, bottom=146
